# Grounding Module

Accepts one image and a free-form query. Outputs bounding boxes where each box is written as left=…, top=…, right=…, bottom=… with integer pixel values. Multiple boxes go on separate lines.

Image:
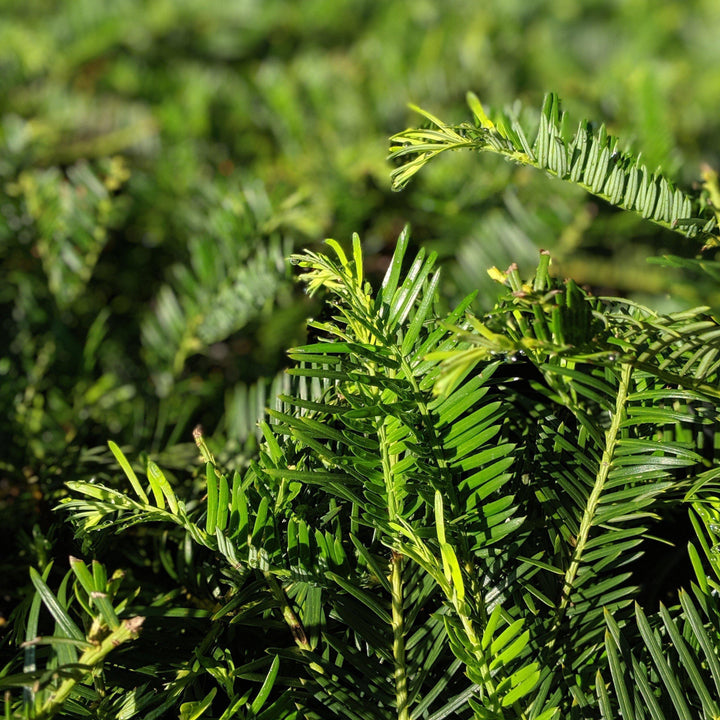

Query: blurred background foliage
left=3, top=0, right=720, bottom=637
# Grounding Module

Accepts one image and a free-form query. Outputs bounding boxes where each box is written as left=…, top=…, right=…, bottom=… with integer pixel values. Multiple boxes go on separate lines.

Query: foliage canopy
left=4, top=2, right=720, bottom=717
left=5, top=90, right=720, bottom=712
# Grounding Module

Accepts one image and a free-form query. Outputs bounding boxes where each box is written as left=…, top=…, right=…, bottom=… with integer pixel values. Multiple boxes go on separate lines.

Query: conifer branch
left=390, top=92, right=719, bottom=246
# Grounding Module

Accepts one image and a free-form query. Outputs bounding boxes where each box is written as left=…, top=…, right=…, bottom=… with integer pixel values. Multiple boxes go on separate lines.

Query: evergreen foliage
left=5, top=198, right=720, bottom=715
left=389, top=92, right=719, bottom=244
left=4, top=3, right=720, bottom=718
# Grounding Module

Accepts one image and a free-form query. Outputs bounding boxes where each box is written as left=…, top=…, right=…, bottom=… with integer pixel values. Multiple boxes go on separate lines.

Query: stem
left=263, top=571, right=326, bottom=676
left=35, top=616, right=144, bottom=720
left=378, top=386, right=410, bottom=719
left=553, top=362, right=631, bottom=631
left=263, top=571, right=311, bottom=652
left=390, top=551, right=409, bottom=720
